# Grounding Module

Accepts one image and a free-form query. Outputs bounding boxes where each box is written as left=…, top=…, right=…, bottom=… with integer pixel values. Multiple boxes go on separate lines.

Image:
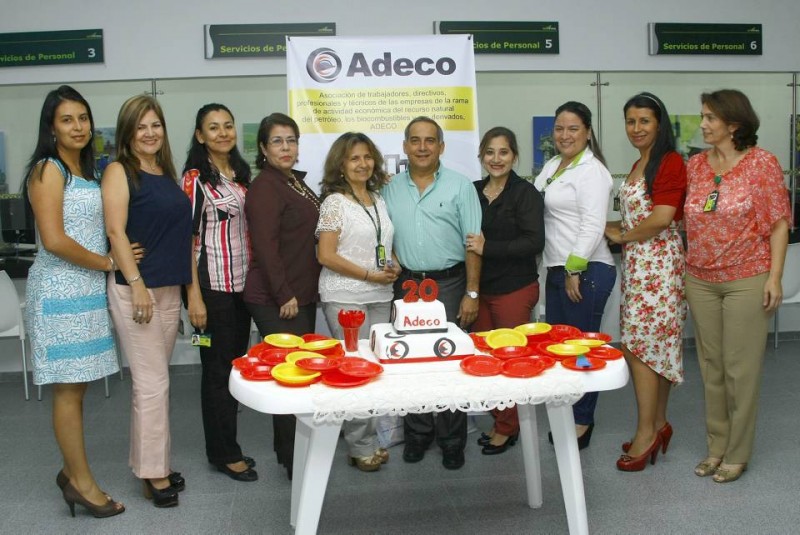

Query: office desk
left=230, top=344, right=628, bottom=535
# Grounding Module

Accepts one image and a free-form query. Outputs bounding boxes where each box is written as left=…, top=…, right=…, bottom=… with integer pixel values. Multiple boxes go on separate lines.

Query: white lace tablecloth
left=310, top=367, right=585, bottom=424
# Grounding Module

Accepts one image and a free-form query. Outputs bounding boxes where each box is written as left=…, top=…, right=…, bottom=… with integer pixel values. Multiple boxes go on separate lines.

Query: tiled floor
left=1, top=339, right=799, bottom=534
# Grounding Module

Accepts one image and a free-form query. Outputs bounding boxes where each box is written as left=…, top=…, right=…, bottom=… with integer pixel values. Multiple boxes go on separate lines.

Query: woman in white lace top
left=316, top=132, right=401, bottom=471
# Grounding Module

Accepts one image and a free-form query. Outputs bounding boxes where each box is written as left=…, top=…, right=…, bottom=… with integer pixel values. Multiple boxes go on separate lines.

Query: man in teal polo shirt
left=382, top=116, right=482, bottom=470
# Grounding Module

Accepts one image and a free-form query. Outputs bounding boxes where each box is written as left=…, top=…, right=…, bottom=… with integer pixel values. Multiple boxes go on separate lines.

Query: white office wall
left=1, top=0, right=799, bottom=86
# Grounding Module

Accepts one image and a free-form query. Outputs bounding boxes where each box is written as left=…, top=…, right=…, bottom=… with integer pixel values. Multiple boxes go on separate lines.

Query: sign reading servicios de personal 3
left=648, top=23, right=762, bottom=55
left=0, top=29, right=103, bottom=67
left=204, top=24, right=336, bottom=59
left=436, top=21, right=558, bottom=54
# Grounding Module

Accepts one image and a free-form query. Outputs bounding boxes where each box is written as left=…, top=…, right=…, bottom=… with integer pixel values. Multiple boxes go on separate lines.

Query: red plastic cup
left=343, top=327, right=360, bottom=352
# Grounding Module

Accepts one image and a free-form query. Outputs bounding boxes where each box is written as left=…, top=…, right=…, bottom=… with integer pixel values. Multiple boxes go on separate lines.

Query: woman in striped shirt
left=182, top=103, right=256, bottom=482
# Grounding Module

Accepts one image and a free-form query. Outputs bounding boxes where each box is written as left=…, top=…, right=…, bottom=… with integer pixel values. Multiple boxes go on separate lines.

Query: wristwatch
left=565, top=269, right=582, bottom=277
left=465, top=290, right=479, bottom=299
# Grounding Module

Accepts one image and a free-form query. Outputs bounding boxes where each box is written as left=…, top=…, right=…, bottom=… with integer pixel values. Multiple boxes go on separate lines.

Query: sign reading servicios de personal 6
left=0, top=29, right=103, bottom=67
left=204, top=24, right=336, bottom=59
left=436, top=21, right=558, bottom=54
left=648, top=23, right=762, bottom=55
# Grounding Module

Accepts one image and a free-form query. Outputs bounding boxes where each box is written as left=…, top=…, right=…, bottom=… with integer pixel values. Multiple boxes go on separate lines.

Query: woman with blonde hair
left=102, top=94, right=192, bottom=507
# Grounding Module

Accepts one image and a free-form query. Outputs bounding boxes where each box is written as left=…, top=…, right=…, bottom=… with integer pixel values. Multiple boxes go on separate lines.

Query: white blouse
left=316, top=193, right=395, bottom=304
left=533, top=149, right=614, bottom=269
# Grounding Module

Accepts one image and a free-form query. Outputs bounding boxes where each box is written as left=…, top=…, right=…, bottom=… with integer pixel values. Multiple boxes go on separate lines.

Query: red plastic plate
left=321, top=369, right=372, bottom=388
left=240, top=364, right=274, bottom=381
left=588, top=346, right=624, bottom=360
left=295, top=357, right=343, bottom=372
left=232, top=355, right=261, bottom=371
left=460, top=355, right=503, bottom=376
left=548, top=324, right=582, bottom=342
left=580, top=331, right=612, bottom=343
left=491, top=345, right=535, bottom=360
left=502, top=357, right=546, bottom=378
left=338, top=358, right=384, bottom=378
left=257, top=348, right=291, bottom=366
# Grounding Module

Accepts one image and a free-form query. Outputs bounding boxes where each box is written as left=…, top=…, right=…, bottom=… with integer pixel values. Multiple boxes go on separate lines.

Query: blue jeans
left=546, top=262, right=616, bottom=425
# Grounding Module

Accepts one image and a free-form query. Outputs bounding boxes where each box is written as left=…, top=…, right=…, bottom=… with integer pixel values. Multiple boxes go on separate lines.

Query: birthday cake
left=369, top=279, right=475, bottom=363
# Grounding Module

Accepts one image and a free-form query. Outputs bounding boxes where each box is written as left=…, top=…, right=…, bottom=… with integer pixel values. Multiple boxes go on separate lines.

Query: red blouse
left=684, top=147, right=792, bottom=283
left=630, top=151, right=687, bottom=221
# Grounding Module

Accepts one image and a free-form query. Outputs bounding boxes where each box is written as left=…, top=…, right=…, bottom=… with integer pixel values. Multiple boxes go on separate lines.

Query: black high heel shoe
left=548, top=423, right=595, bottom=450
left=476, top=432, right=492, bottom=447
left=215, top=462, right=259, bottom=482
left=168, top=471, right=186, bottom=492
left=62, top=481, right=125, bottom=518
left=143, top=479, right=179, bottom=508
left=481, top=433, right=519, bottom=455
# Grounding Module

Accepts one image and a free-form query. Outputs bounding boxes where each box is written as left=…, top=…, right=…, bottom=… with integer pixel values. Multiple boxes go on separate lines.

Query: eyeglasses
left=268, top=136, right=298, bottom=147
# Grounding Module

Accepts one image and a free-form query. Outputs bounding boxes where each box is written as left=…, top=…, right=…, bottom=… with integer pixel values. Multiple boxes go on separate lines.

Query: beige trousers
left=108, top=276, right=181, bottom=479
left=685, top=272, right=770, bottom=464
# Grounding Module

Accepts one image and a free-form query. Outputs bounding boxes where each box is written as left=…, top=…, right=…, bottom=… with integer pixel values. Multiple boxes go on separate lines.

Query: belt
left=402, top=262, right=465, bottom=281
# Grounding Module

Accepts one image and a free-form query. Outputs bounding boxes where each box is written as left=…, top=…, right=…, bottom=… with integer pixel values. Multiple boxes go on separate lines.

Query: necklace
left=286, top=175, right=320, bottom=211
left=483, top=185, right=504, bottom=201
left=140, top=159, right=160, bottom=173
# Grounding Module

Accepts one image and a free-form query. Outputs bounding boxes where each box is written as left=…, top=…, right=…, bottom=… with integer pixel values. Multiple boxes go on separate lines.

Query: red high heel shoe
left=616, top=434, right=662, bottom=472
left=622, top=422, right=673, bottom=454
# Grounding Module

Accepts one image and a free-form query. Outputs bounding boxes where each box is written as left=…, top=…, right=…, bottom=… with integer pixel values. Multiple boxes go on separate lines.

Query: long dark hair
left=554, top=101, right=606, bottom=166
left=115, top=94, right=177, bottom=189
left=182, top=103, right=251, bottom=188
left=320, top=132, right=387, bottom=200
left=24, top=85, right=96, bottom=186
left=623, top=92, right=677, bottom=196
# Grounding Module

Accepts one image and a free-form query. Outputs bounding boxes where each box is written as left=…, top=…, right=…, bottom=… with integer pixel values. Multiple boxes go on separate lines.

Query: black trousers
left=199, top=289, right=252, bottom=465
left=394, top=271, right=468, bottom=450
left=246, top=301, right=317, bottom=473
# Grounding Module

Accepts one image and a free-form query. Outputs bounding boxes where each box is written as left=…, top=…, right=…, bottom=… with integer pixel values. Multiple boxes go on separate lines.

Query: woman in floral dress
left=606, top=92, right=687, bottom=472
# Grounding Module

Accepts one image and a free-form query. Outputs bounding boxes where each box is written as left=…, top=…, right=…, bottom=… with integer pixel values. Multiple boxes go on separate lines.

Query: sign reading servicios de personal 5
left=648, top=23, right=762, bottom=55
left=0, top=29, right=103, bottom=67
left=204, top=24, right=336, bottom=59
left=436, top=21, right=558, bottom=54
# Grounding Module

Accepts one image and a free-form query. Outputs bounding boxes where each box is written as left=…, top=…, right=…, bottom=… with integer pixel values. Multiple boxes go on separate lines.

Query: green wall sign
left=648, top=23, right=762, bottom=55
left=0, top=29, right=103, bottom=68
left=204, top=23, right=336, bottom=59
left=436, top=21, right=559, bottom=54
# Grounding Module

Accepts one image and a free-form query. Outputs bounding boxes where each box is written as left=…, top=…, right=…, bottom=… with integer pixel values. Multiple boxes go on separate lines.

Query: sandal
left=694, top=457, right=722, bottom=477
left=347, top=453, right=382, bottom=472
left=373, top=448, right=389, bottom=464
left=713, top=463, right=747, bottom=483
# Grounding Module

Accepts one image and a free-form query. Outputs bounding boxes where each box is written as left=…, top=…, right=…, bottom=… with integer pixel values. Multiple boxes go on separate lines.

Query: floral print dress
left=619, top=176, right=686, bottom=384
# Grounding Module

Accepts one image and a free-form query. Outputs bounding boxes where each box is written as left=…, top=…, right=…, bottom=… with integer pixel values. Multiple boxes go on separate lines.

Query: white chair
left=0, top=270, right=31, bottom=400
left=774, top=242, right=800, bottom=349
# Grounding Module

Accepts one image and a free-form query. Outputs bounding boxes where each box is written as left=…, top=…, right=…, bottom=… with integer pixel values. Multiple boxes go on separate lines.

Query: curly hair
left=701, top=89, right=759, bottom=151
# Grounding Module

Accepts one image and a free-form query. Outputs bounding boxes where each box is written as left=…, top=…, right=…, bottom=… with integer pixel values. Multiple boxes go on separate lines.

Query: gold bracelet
left=126, top=274, right=142, bottom=285
left=363, top=269, right=370, bottom=281
left=107, top=255, right=115, bottom=272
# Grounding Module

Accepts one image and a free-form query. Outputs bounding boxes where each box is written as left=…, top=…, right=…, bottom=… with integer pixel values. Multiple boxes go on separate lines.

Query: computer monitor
left=0, top=195, right=36, bottom=247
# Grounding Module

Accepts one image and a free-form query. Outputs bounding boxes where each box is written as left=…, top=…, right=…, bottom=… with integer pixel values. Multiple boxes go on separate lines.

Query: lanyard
left=353, top=191, right=382, bottom=245
left=543, top=149, right=585, bottom=191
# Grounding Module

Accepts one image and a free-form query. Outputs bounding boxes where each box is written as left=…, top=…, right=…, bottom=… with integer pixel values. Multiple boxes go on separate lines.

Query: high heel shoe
left=57, top=470, right=112, bottom=500
left=168, top=471, right=186, bottom=492
left=348, top=448, right=389, bottom=472
left=62, top=481, right=125, bottom=518
left=143, top=479, right=179, bottom=508
left=477, top=432, right=493, bottom=447
left=547, top=423, right=595, bottom=450
left=481, top=433, right=519, bottom=455
left=616, top=434, right=662, bottom=472
left=215, top=462, right=258, bottom=482
left=623, top=422, right=673, bottom=454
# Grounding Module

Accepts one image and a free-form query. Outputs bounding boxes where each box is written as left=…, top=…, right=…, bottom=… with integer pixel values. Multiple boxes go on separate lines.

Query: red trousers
left=472, top=281, right=539, bottom=436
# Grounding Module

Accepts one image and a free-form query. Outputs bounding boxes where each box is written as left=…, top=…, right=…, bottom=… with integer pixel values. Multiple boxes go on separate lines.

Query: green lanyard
left=543, top=149, right=585, bottom=190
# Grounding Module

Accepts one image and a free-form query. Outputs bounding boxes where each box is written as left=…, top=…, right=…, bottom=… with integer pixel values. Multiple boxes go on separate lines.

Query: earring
left=52, top=135, right=57, bottom=144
